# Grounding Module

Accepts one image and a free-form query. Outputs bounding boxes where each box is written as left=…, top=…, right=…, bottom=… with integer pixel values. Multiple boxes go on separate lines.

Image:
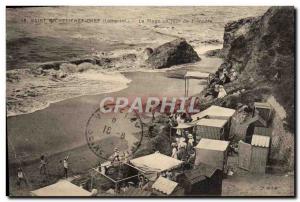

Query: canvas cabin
left=238, top=134, right=270, bottom=174
left=176, top=163, right=223, bottom=196
left=250, top=135, right=270, bottom=173
left=191, top=105, right=236, bottom=121
left=194, top=118, right=229, bottom=141
left=194, top=138, right=230, bottom=172
left=253, top=102, right=273, bottom=127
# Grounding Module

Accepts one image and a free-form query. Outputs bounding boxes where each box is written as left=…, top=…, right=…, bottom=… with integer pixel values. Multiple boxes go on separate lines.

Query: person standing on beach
left=17, top=168, right=25, bottom=187
left=171, top=143, right=178, bottom=159
left=112, top=148, right=120, bottom=163
left=186, top=134, right=194, bottom=155
left=39, top=155, right=47, bottom=175
left=176, top=113, right=184, bottom=136
left=63, top=156, right=69, bottom=178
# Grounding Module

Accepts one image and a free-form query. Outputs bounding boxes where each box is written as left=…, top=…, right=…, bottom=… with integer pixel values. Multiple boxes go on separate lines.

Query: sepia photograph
left=6, top=6, right=295, bottom=197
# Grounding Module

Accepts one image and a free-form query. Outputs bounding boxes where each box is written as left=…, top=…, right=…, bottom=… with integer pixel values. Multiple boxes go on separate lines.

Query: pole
left=90, top=172, right=93, bottom=190
left=184, top=77, right=186, bottom=97
left=187, top=78, right=189, bottom=97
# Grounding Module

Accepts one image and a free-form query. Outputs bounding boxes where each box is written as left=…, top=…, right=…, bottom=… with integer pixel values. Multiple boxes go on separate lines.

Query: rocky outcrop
left=222, top=17, right=259, bottom=59
left=146, top=38, right=201, bottom=69
left=221, top=6, right=295, bottom=132
left=211, top=6, right=295, bottom=170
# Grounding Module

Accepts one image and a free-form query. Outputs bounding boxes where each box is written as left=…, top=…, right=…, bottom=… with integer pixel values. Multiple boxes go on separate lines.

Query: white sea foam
left=6, top=70, right=131, bottom=117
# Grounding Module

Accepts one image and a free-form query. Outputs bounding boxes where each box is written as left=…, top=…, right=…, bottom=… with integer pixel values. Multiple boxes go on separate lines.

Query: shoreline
left=6, top=47, right=222, bottom=118
left=6, top=77, right=132, bottom=118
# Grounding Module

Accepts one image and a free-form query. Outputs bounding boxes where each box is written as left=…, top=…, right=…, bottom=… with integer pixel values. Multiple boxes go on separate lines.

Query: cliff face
left=222, top=6, right=295, bottom=132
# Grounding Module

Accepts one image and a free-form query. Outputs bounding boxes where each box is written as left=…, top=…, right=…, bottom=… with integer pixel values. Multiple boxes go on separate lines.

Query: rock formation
left=147, top=38, right=201, bottom=69
left=212, top=6, right=295, bottom=169
left=222, top=6, right=295, bottom=132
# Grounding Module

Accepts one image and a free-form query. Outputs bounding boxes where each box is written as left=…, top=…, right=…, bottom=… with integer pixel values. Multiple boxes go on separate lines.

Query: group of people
left=168, top=111, right=196, bottom=164
left=171, top=131, right=195, bottom=163
left=39, top=155, right=70, bottom=178
left=16, top=154, right=70, bottom=188
left=168, top=112, right=192, bottom=128
left=206, top=61, right=238, bottom=99
left=111, top=148, right=130, bottom=163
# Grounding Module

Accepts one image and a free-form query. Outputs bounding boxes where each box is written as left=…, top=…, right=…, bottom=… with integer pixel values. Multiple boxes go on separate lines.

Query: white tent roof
left=172, top=122, right=194, bottom=129
left=195, top=138, right=230, bottom=151
left=31, top=180, right=92, bottom=196
left=152, top=176, right=178, bottom=195
left=191, top=105, right=236, bottom=121
left=130, top=152, right=183, bottom=173
left=185, top=71, right=210, bottom=79
left=195, top=118, right=228, bottom=128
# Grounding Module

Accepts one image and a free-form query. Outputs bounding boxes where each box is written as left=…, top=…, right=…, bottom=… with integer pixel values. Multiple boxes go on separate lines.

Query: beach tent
left=253, top=102, right=273, bottom=127
left=176, top=163, right=223, bottom=196
left=238, top=135, right=270, bottom=174
left=250, top=135, right=270, bottom=173
left=31, top=180, right=92, bottom=196
left=184, top=71, right=210, bottom=96
left=194, top=138, right=230, bottom=171
left=191, top=105, right=236, bottom=121
left=194, top=118, right=228, bottom=141
left=129, top=152, right=183, bottom=180
left=152, top=176, right=184, bottom=196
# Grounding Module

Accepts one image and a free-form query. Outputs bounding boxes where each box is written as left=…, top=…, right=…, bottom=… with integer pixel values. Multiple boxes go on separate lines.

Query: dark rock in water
left=147, top=38, right=201, bottom=69
left=122, top=53, right=137, bottom=61
left=205, top=49, right=224, bottom=58
left=38, top=61, right=63, bottom=70
left=7, top=72, right=20, bottom=82
left=69, top=58, right=96, bottom=65
left=201, top=39, right=222, bottom=45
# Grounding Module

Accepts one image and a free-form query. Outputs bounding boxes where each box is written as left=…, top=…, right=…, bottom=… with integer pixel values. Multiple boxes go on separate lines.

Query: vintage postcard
left=6, top=6, right=295, bottom=197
